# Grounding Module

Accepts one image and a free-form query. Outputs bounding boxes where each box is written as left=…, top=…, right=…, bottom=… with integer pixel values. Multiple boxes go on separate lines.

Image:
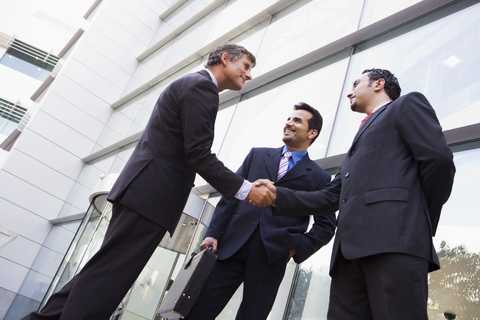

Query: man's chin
left=282, top=137, right=291, bottom=144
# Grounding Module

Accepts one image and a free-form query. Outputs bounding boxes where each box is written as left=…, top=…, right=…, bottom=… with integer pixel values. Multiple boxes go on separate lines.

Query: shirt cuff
left=234, top=180, right=252, bottom=200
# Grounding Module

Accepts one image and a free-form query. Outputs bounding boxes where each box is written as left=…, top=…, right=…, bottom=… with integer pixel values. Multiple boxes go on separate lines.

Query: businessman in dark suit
left=23, top=44, right=275, bottom=320
left=187, top=103, right=336, bottom=320
left=257, top=69, right=455, bottom=319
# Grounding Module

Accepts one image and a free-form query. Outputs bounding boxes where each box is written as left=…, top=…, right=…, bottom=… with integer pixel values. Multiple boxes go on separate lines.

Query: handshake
left=246, top=179, right=277, bottom=206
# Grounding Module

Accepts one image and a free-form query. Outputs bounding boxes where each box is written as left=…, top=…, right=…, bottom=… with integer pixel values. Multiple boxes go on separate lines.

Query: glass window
left=328, top=2, right=480, bottom=156
left=254, top=0, right=363, bottom=77
left=359, top=0, right=423, bottom=28
left=207, top=0, right=277, bottom=43
left=217, top=51, right=350, bottom=171
left=0, top=40, right=58, bottom=81
left=285, top=241, right=333, bottom=320
left=428, top=144, right=480, bottom=319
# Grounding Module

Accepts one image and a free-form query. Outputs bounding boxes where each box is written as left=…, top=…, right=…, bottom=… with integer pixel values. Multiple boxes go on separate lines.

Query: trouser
left=187, top=227, right=290, bottom=320
left=327, top=249, right=429, bottom=320
left=22, top=203, right=167, bottom=320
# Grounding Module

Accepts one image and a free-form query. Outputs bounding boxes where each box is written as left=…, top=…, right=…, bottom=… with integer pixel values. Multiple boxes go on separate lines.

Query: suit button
left=263, top=207, right=268, bottom=211
left=343, top=197, right=348, bottom=203
left=345, top=172, right=350, bottom=178
left=254, top=221, right=259, bottom=225
left=349, top=150, right=355, bottom=155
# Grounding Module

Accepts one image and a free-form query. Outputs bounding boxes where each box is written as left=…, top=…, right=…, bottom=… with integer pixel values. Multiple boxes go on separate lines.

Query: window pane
left=429, top=146, right=480, bottom=319
left=286, top=237, right=333, bottom=320
left=328, top=2, right=480, bottom=156
left=253, top=0, right=363, bottom=77
left=218, top=52, right=350, bottom=171
left=0, top=42, right=56, bottom=80
left=359, top=0, right=423, bottom=28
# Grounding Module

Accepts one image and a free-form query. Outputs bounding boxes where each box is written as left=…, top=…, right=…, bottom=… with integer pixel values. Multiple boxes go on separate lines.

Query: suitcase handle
left=185, top=247, right=213, bottom=270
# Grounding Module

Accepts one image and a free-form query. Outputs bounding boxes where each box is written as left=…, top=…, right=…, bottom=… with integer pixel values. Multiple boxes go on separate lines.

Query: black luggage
left=155, top=247, right=217, bottom=319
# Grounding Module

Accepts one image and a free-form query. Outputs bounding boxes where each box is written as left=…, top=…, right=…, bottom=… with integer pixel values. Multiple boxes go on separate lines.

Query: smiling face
left=220, top=53, right=253, bottom=91
left=347, top=72, right=374, bottom=114
left=282, top=109, right=317, bottom=151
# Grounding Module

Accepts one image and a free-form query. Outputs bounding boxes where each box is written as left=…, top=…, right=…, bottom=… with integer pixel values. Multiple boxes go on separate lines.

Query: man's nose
left=245, top=70, right=252, bottom=81
left=347, top=91, right=354, bottom=99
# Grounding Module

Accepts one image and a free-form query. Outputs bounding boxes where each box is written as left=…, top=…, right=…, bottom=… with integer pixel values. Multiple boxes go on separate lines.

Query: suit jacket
left=206, top=147, right=336, bottom=264
left=107, top=70, right=244, bottom=235
left=274, top=92, right=455, bottom=272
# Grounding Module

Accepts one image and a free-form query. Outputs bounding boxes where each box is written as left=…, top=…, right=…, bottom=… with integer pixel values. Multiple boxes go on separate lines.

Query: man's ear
left=308, top=129, right=318, bottom=140
left=374, top=78, right=386, bottom=92
left=221, top=53, right=230, bottom=66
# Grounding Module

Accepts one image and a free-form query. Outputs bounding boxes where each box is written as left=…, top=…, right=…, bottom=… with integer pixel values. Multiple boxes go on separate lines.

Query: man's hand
left=200, top=237, right=218, bottom=253
left=246, top=180, right=275, bottom=206
left=247, top=179, right=277, bottom=206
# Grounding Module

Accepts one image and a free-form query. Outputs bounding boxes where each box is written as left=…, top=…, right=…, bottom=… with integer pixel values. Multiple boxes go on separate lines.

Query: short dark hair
left=204, top=44, right=256, bottom=68
left=294, top=102, right=323, bottom=145
left=362, top=68, right=401, bottom=101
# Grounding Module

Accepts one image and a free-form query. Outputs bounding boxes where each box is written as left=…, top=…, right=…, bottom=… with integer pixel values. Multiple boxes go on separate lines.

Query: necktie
left=359, top=113, right=373, bottom=129
left=277, top=151, right=292, bottom=181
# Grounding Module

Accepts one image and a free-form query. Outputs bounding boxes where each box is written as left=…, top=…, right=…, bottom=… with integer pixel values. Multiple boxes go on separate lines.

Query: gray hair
left=204, top=44, right=256, bottom=68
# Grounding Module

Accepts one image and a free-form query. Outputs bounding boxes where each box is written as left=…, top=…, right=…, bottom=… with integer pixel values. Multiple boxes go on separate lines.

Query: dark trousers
left=327, top=249, right=429, bottom=320
left=187, top=227, right=290, bottom=320
left=22, top=203, right=167, bottom=320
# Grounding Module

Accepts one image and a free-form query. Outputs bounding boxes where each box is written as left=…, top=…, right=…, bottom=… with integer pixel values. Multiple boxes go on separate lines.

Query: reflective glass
left=359, top=0, right=423, bottom=28
left=285, top=240, right=333, bottom=320
left=218, top=51, right=350, bottom=171
left=254, top=0, right=363, bottom=77
left=0, top=49, right=54, bottom=81
left=428, top=146, right=480, bottom=319
left=207, top=0, right=277, bottom=43
left=329, top=2, right=480, bottom=155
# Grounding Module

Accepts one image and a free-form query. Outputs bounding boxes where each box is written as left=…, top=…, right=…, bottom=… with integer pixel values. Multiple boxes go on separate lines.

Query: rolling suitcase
left=155, top=247, right=217, bottom=319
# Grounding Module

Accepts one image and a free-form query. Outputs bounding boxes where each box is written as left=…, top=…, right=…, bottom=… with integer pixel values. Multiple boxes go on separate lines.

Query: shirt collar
left=371, top=100, right=392, bottom=114
left=282, top=145, right=307, bottom=164
left=204, top=68, right=218, bottom=89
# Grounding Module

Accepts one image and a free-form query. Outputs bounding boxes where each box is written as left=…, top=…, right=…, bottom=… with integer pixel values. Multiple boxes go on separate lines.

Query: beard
left=350, top=101, right=358, bottom=112
left=282, top=135, right=292, bottom=144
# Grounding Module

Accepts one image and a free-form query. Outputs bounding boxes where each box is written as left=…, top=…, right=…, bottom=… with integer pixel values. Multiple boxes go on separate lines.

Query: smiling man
left=186, top=103, right=336, bottom=320
left=23, top=44, right=275, bottom=320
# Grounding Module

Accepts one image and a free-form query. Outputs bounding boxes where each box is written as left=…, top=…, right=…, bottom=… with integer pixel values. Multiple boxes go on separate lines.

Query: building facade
left=0, top=0, right=479, bottom=319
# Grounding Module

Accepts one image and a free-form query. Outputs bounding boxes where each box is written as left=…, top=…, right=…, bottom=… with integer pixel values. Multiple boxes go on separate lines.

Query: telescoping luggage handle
left=184, top=246, right=213, bottom=269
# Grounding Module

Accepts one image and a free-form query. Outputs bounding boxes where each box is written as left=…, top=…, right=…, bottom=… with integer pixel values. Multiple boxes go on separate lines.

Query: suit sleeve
left=294, top=172, right=336, bottom=263
left=274, top=168, right=342, bottom=217
left=396, top=92, right=455, bottom=236
left=204, top=149, right=255, bottom=239
left=179, top=80, right=244, bottom=200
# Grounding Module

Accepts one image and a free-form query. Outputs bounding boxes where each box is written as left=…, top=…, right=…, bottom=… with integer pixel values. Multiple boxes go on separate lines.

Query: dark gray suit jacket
left=107, top=70, right=244, bottom=235
left=274, top=92, right=455, bottom=272
left=206, top=147, right=336, bottom=264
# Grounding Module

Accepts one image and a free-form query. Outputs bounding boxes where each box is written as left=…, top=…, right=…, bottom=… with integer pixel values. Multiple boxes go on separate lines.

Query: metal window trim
left=84, top=0, right=103, bottom=20
left=111, top=0, right=300, bottom=109
left=58, top=28, right=85, bottom=58
left=110, top=0, right=460, bottom=110
left=159, top=0, right=189, bottom=20
left=138, top=0, right=229, bottom=62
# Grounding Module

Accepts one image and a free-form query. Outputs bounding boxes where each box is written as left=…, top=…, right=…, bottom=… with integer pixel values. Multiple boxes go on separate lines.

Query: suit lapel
left=350, top=102, right=391, bottom=147
left=265, top=147, right=283, bottom=182
left=278, top=153, right=311, bottom=184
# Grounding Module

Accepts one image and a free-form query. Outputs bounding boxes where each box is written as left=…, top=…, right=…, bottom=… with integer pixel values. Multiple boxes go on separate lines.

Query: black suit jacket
left=206, top=147, right=336, bottom=264
left=274, top=92, right=455, bottom=272
left=107, top=70, right=244, bottom=235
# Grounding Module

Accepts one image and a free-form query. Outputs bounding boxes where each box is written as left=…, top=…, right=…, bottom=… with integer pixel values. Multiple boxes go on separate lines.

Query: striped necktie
left=277, top=151, right=292, bottom=181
